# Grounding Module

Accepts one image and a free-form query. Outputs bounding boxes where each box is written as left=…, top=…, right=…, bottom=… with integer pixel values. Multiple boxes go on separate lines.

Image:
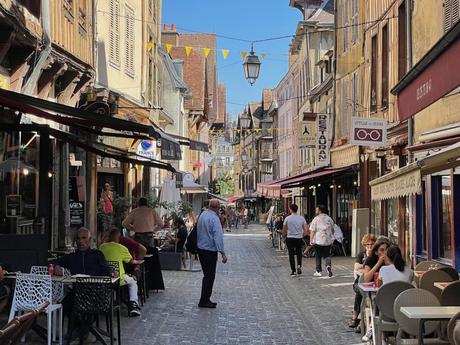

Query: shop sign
left=136, top=140, right=156, bottom=161
left=6, top=195, right=21, bottom=217
left=69, top=176, right=85, bottom=227
left=350, top=117, right=387, bottom=147
left=316, top=113, right=330, bottom=167
left=298, top=120, right=316, bottom=148
left=397, top=37, right=460, bottom=121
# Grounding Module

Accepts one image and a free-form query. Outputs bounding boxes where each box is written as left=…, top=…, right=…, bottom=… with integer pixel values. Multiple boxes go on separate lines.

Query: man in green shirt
left=100, top=228, right=141, bottom=317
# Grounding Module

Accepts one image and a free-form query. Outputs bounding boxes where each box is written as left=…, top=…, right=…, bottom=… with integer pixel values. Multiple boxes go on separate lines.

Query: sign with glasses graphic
left=350, top=117, right=387, bottom=147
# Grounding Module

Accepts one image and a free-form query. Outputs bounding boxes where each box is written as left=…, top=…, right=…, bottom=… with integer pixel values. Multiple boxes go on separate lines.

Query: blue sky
left=162, top=1, right=302, bottom=120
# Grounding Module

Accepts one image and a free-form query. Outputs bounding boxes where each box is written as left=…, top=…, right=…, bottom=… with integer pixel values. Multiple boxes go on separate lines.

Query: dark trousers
left=352, top=278, right=362, bottom=314
left=286, top=237, right=303, bottom=272
left=314, top=244, right=332, bottom=272
left=198, top=249, right=218, bottom=303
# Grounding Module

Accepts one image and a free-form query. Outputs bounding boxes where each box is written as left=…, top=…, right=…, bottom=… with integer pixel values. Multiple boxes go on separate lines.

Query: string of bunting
left=149, top=42, right=268, bottom=60
left=196, top=127, right=305, bottom=136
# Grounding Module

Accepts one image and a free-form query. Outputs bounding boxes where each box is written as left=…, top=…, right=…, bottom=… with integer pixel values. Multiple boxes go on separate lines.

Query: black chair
left=441, top=280, right=460, bottom=306
left=67, top=276, right=121, bottom=345
left=107, top=261, right=133, bottom=315
left=438, top=266, right=459, bottom=281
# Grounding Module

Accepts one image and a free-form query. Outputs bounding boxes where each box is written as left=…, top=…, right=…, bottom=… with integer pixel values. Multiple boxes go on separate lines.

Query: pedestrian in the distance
left=309, top=204, right=335, bottom=277
left=282, top=204, right=308, bottom=276
left=197, top=199, right=228, bottom=308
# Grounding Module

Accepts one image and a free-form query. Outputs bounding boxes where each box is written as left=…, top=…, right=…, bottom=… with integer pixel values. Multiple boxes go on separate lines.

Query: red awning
left=226, top=195, right=243, bottom=203
left=279, top=168, right=348, bottom=188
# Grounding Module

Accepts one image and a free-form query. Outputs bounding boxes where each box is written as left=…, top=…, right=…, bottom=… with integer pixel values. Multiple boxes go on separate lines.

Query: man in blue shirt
left=197, top=199, right=228, bottom=308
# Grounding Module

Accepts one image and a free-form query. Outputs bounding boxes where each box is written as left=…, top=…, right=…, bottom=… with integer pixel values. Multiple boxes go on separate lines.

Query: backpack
left=185, top=214, right=201, bottom=254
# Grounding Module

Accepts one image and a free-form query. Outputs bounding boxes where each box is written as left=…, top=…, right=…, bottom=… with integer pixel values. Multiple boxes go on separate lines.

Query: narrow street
left=124, top=224, right=362, bottom=345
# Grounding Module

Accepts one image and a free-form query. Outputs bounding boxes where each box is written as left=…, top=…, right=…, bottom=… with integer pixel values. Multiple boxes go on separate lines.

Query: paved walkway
left=124, top=224, right=363, bottom=345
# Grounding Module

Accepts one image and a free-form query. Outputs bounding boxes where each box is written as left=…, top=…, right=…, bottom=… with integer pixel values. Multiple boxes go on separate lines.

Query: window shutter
left=125, top=6, right=135, bottom=77
left=452, top=0, right=460, bottom=26
left=109, top=0, right=120, bottom=66
left=445, top=0, right=453, bottom=32
left=343, top=1, right=349, bottom=51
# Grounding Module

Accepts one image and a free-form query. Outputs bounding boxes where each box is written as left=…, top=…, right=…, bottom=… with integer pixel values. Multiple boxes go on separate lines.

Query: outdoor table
left=433, top=281, right=454, bottom=291
left=400, top=306, right=460, bottom=345
left=358, top=282, right=379, bottom=345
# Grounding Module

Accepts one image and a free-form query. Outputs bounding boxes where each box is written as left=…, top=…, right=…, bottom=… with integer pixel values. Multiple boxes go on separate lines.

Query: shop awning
left=280, top=168, right=348, bottom=188
left=164, top=131, right=209, bottom=153
left=370, top=141, right=460, bottom=200
left=0, top=88, right=182, bottom=159
left=208, top=193, right=227, bottom=204
left=226, top=195, right=243, bottom=203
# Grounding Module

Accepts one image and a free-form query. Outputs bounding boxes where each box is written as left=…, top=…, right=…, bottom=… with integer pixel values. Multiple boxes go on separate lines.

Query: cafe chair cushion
left=393, top=289, right=440, bottom=338
left=420, top=270, right=454, bottom=302
left=441, top=281, right=460, bottom=307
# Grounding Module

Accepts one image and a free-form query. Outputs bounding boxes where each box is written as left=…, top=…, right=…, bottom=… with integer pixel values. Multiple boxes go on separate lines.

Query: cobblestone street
left=123, top=224, right=363, bottom=345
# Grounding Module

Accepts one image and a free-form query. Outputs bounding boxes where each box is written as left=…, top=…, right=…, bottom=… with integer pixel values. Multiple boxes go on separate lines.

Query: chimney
left=171, top=24, right=176, bottom=32
left=163, top=24, right=168, bottom=32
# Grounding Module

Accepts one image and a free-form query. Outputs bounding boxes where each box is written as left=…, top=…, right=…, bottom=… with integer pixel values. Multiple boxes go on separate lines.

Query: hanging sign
left=298, top=120, right=316, bottom=147
left=136, top=139, right=156, bottom=161
left=69, top=176, right=85, bottom=227
left=316, top=113, right=330, bottom=166
left=350, top=117, right=387, bottom=147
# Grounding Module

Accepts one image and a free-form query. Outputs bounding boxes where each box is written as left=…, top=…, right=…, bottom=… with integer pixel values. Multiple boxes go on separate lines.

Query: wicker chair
left=447, top=312, right=460, bottom=345
left=441, top=281, right=460, bottom=306
left=393, top=289, right=448, bottom=345
left=67, top=276, right=121, bottom=345
left=419, top=270, right=454, bottom=302
left=414, top=261, right=445, bottom=287
left=437, top=267, right=459, bottom=282
left=374, top=281, right=414, bottom=345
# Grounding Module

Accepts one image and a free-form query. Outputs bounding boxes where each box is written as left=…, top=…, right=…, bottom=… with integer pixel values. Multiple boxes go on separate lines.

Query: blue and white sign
left=136, top=140, right=156, bottom=160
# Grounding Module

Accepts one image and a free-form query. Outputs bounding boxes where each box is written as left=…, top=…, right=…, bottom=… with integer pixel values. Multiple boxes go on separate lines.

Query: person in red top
left=100, top=183, right=114, bottom=214
left=119, top=235, right=147, bottom=260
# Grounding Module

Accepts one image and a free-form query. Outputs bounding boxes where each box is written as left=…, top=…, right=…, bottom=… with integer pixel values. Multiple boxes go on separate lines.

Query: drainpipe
left=23, top=0, right=52, bottom=95
left=406, top=0, right=415, bottom=265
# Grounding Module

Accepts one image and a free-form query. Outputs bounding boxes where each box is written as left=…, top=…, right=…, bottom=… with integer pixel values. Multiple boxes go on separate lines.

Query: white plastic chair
left=30, top=266, right=66, bottom=304
left=8, top=273, right=63, bottom=345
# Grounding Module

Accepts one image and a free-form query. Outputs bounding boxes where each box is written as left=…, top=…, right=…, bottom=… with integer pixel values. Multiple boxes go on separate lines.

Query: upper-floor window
left=370, top=34, right=378, bottom=112
left=398, top=2, right=407, bottom=80
left=343, top=0, right=349, bottom=52
left=352, top=0, right=358, bottom=44
left=109, top=0, right=121, bottom=68
left=444, top=0, right=460, bottom=32
left=78, top=0, right=88, bottom=34
left=381, top=24, right=389, bottom=109
left=124, top=5, right=135, bottom=77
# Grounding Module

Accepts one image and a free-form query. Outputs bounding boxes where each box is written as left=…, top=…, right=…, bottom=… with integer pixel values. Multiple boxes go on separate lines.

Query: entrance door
left=0, top=125, right=51, bottom=271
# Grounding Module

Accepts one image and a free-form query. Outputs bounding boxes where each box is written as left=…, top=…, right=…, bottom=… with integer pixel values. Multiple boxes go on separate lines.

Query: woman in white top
left=378, top=245, right=413, bottom=286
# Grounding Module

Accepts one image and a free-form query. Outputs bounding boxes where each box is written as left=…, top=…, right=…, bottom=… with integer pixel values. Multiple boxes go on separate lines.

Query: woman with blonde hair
left=349, top=233, right=377, bottom=329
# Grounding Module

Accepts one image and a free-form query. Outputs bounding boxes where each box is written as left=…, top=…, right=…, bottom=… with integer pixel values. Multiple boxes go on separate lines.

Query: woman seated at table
left=363, top=237, right=391, bottom=283
left=160, top=218, right=188, bottom=253
left=348, top=234, right=376, bottom=328
left=378, top=245, right=413, bottom=286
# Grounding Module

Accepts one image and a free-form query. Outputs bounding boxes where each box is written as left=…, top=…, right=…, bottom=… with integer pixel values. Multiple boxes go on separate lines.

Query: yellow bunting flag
left=165, top=43, right=173, bottom=54
left=147, top=41, right=154, bottom=51
left=261, top=52, right=267, bottom=59
left=254, top=128, right=260, bottom=134
left=209, top=129, right=215, bottom=135
left=222, top=49, right=230, bottom=59
left=227, top=129, right=233, bottom=134
left=185, top=46, right=193, bottom=57
left=241, top=51, right=247, bottom=59
left=267, top=128, right=272, bottom=134
left=218, top=129, right=223, bottom=135
left=203, top=48, right=211, bottom=58
left=236, top=129, right=241, bottom=134
left=276, top=128, right=281, bottom=133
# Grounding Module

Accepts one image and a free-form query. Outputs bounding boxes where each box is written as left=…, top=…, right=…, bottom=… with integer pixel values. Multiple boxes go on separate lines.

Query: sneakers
left=362, top=328, right=372, bottom=342
left=128, top=301, right=141, bottom=317
left=290, top=271, right=296, bottom=277
left=313, top=271, right=322, bottom=277
left=348, top=318, right=360, bottom=328
left=297, top=266, right=302, bottom=275
left=327, top=266, right=333, bottom=277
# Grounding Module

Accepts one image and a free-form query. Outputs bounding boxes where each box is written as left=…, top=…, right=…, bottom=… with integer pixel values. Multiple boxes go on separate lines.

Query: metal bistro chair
left=68, top=276, right=121, bottom=345
left=441, top=281, right=460, bottom=307
left=374, top=281, right=415, bottom=345
left=393, top=289, right=448, bottom=345
left=419, top=269, right=454, bottom=302
left=8, top=273, right=63, bottom=345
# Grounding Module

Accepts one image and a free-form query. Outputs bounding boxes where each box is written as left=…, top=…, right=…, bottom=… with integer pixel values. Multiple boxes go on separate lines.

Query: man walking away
left=197, top=199, right=228, bottom=308
left=309, top=205, right=335, bottom=277
left=282, top=204, right=308, bottom=276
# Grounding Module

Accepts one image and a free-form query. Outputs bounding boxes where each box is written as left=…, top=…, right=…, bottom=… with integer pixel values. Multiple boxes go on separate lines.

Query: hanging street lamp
left=243, top=45, right=261, bottom=86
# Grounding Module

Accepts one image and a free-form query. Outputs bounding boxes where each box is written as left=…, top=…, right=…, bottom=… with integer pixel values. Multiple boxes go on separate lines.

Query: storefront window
left=371, top=200, right=381, bottom=234
left=0, top=131, right=41, bottom=235
left=387, top=198, right=399, bottom=244
left=438, top=175, right=452, bottom=259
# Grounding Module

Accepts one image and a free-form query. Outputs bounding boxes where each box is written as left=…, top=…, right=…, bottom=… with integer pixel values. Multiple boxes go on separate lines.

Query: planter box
left=158, top=252, right=182, bottom=271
